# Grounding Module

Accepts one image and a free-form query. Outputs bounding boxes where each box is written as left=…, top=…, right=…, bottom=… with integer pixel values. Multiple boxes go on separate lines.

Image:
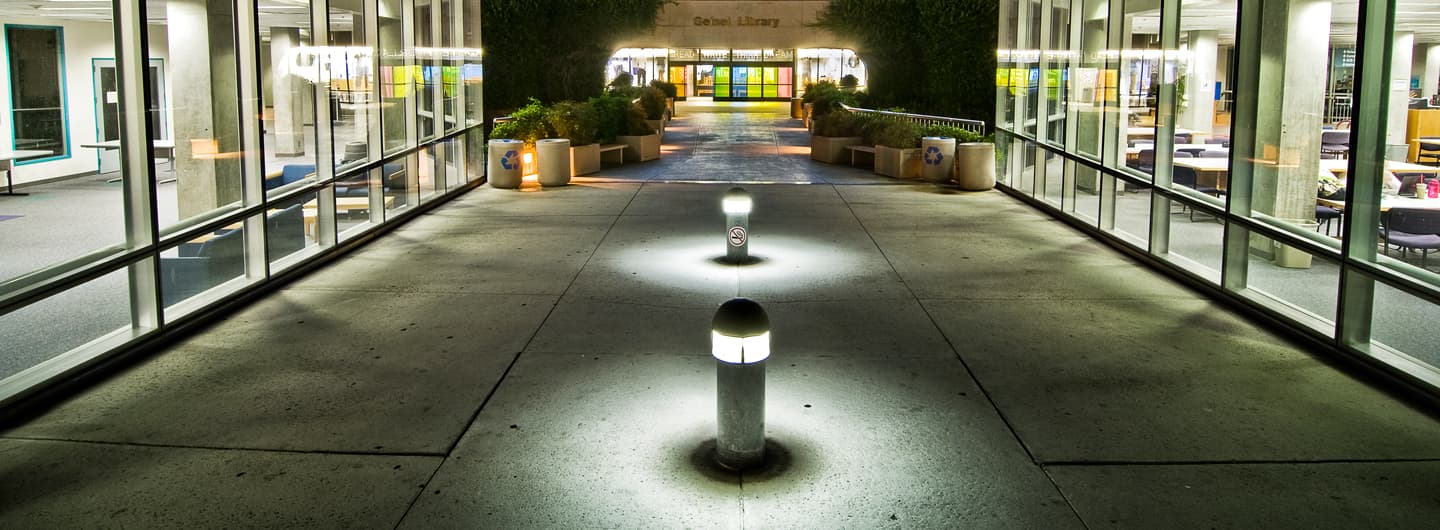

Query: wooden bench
left=847, top=145, right=876, bottom=167
left=599, top=144, right=627, bottom=166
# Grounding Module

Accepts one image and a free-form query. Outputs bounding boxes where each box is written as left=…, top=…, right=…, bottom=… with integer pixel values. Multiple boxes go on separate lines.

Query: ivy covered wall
left=816, top=0, right=999, bottom=127
left=481, top=0, right=668, bottom=119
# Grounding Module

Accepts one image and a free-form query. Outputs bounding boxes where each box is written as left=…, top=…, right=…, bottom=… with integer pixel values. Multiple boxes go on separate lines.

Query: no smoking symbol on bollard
left=729, top=226, right=747, bottom=247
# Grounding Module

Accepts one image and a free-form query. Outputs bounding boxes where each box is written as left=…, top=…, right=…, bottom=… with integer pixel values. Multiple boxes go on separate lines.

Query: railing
left=840, top=103, right=987, bottom=134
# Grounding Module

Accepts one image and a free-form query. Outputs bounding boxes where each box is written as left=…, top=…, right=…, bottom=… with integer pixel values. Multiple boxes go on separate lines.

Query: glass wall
left=0, top=0, right=483, bottom=406
left=997, top=0, right=1440, bottom=391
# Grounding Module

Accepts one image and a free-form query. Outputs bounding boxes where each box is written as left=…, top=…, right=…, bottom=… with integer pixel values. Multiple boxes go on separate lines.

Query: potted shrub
left=649, top=79, right=679, bottom=117
left=594, top=94, right=658, bottom=162
left=801, top=81, right=856, bottom=130
left=868, top=118, right=922, bottom=179
left=638, top=86, right=669, bottom=138
left=547, top=100, right=601, bottom=176
left=810, top=111, right=864, bottom=164
left=489, top=98, right=550, bottom=176
left=839, top=74, right=860, bottom=91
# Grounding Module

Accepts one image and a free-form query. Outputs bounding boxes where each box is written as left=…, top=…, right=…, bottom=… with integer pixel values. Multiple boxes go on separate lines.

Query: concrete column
left=169, top=0, right=242, bottom=218
left=1388, top=32, right=1414, bottom=160
left=1250, top=0, right=1330, bottom=229
left=1424, top=44, right=1440, bottom=99
left=270, top=27, right=306, bottom=156
left=1180, top=30, right=1218, bottom=135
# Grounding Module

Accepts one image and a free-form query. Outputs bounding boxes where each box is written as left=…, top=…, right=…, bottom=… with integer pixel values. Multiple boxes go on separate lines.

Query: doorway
left=91, top=58, right=166, bottom=174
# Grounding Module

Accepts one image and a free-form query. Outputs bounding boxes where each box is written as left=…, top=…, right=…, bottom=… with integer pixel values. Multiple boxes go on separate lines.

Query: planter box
left=810, top=136, right=862, bottom=164
left=646, top=119, right=665, bottom=140
left=874, top=145, right=921, bottom=179
left=571, top=143, right=600, bottom=176
left=618, top=132, right=661, bottom=162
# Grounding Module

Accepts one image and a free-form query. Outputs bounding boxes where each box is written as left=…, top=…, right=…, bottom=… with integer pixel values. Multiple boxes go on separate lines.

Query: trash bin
left=954, top=142, right=996, bottom=191
left=536, top=138, right=572, bottom=187
left=920, top=136, right=956, bottom=183
left=487, top=139, right=523, bottom=189
left=790, top=98, right=804, bottom=119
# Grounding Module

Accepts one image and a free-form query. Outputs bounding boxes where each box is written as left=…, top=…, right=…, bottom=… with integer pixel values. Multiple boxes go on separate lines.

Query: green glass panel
left=763, top=85, right=778, bottom=98
left=715, top=84, right=730, bottom=97
left=764, top=67, right=777, bottom=84
left=715, top=66, right=730, bottom=84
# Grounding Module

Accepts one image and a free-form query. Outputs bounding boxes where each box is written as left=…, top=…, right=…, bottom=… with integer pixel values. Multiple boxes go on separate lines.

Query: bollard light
left=712, top=297, right=769, bottom=471
left=723, top=187, right=752, bottom=263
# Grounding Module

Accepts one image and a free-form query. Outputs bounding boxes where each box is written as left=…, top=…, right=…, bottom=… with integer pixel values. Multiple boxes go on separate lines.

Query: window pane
left=1164, top=198, right=1224, bottom=283
left=6, top=26, right=67, bottom=159
left=153, top=0, right=245, bottom=230
left=415, top=0, right=437, bottom=140
left=0, top=269, right=130, bottom=382
left=330, top=2, right=375, bottom=172
left=268, top=192, right=319, bottom=267
left=1070, top=0, right=1107, bottom=159
left=1371, top=280, right=1440, bottom=370
left=1111, top=185, right=1151, bottom=247
left=161, top=226, right=249, bottom=311
left=260, top=13, right=318, bottom=199
left=1243, top=244, right=1339, bottom=335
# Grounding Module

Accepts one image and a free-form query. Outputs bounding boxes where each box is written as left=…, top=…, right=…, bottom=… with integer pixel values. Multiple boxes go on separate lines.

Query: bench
left=847, top=145, right=876, bottom=167
left=599, top=144, right=626, bottom=166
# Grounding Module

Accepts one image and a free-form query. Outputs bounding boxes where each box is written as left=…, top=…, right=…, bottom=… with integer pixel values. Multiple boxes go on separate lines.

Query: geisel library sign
left=614, top=1, right=855, bottom=50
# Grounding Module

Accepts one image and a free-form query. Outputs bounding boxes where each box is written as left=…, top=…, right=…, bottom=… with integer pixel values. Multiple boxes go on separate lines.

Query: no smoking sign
left=728, top=226, right=747, bottom=247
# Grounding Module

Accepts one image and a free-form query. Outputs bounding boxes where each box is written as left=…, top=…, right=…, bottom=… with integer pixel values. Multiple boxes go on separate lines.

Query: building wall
left=0, top=16, right=171, bottom=186
left=615, top=0, right=855, bottom=50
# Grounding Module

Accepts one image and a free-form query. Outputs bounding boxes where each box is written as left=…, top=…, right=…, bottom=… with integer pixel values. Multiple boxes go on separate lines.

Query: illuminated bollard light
left=712, top=297, right=769, bottom=470
left=723, top=187, right=752, bottom=263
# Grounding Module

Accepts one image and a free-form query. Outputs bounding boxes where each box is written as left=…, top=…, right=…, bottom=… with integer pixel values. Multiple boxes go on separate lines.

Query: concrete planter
left=571, top=143, right=600, bottom=177
left=618, top=132, right=661, bottom=162
left=645, top=119, right=665, bottom=141
left=810, top=135, right=862, bottom=164
left=874, top=145, right=922, bottom=179
left=954, top=142, right=997, bottom=190
left=536, top=138, right=571, bottom=187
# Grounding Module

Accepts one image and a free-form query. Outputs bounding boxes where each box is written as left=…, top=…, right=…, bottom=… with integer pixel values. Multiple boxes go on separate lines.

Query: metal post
left=723, top=187, right=752, bottom=263
left=712, top=298, right=769, bottom=470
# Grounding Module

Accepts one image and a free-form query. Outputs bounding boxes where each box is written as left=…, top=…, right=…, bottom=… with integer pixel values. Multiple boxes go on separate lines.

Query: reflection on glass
left=379, top=0, right=410, bottom=155
left=1371, top=281, right=1440, bottom=368
left=329, top=3, right=374, bottom=171
left=267, top=192, right=318, bottom=265
left=261, top=10, right=319, bottom=197
left=1112, top=186, right=1151, bottom=247
left=1244, top=247, right=1339, bottom=334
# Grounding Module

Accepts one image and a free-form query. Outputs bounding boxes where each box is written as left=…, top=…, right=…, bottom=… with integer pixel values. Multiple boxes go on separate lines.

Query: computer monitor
left=1396, top=173, right=1423, bottom=196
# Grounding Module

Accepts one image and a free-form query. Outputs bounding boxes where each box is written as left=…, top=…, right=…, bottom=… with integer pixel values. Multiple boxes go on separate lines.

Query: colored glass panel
left=715, top=84, right=730, bottom=97
left=779, top=67, right=791, bottom=85
left=734, top=67, right=748, bottom=84
left=715, top=66, right=730, bottom=84
left=763, top=67, right=777, bottom=84
left=733, top=84, right=747, bottom=97
left=763, top=85, right=778, bottom=98
left=779, top=84, right=792, bottom=98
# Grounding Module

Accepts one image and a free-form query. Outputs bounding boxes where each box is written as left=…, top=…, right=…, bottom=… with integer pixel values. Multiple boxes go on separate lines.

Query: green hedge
left=816, top=0, right=998, bottom=128
left=482, top=0, right=667, bottom=123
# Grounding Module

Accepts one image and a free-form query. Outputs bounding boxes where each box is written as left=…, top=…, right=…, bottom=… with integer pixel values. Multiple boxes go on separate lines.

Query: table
left=1173, top=158, right=1440, bottom=192
left=302, top=195, right=397, bottom=239
left=1126, top=143, right=1227, bottom=162
left=1317, top=196, right=1440, bottom=212
left=0, top=149, right=55, bottom=196
left=82, top=139, right=177, bottom=182
left=1126, top=127, right=1196, bottom=141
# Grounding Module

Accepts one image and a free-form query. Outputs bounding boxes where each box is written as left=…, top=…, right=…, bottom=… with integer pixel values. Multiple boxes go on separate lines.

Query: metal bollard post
left=722, top=187, right=752, bottom=263
left=711, top=297, right=770, bottom=470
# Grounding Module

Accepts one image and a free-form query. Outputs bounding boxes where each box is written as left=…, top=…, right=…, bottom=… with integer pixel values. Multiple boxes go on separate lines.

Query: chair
left=1172, top=151, right=1193, bottom=158
left=1380, top=208, right=1440, bottom=267
left=1175, top=133, right=1192, bottom=144
left=1315, top=205, right=1342, bottom=236
left=1171, top=165, right=1222, bottom=221
left=1204, top=137, right=1228, bottom=145
left=1319, top=130, right=1350, bottom=159
left=1199, top=149, right=1229, bottom=158
left=267, top=204, right=306, bottom=257
left=1176, top=147, right=1206, bottom=157
left=1128, top=148, right=1155, bottom=175
left=1417, top=139, right=1440, bottom=166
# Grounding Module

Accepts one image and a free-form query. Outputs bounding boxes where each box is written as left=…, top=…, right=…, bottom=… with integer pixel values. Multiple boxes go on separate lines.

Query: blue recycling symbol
left=500, top=150, right=519, bottom=170
left=924, top=146, right=944, bottom=165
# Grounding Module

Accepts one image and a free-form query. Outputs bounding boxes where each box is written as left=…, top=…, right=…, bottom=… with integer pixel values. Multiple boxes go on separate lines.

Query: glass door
left=91, top=58, right=165, bottom=174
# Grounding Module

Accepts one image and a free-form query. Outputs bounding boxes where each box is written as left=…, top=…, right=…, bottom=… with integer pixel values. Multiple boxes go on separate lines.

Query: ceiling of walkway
left=1128, top=0, right=1440, bottom=45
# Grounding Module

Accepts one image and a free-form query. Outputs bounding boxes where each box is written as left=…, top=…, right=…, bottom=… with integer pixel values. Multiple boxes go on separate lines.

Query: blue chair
left=1172, top=165, right=1222, bottom=222
left=1315, top=205, right=1342, bottom=236
left=267, top=204, right=306, bottom=257
left=266, top=164, right=316, bottom=190
left=1128, top=149, right=1155, bottom=175
left=1199, top=149, right=1228, bottom=159
left=160, top=227, right=245, bottom=306
left=1380, top=208, right=1440, bottom=267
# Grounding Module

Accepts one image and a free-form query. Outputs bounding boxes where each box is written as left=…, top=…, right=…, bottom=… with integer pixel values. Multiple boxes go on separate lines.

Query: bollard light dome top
left=723, top=187, right=753, bottom=214
left=712, top=297, right=769, bottom=337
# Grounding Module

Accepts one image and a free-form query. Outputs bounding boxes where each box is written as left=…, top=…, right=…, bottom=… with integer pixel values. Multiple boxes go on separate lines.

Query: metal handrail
left=840, top=103, right=987, bottom=135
